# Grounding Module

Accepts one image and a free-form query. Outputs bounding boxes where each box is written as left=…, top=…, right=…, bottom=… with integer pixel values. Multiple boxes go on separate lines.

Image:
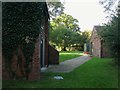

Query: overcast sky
left=61, top=0, right=108, bottom=31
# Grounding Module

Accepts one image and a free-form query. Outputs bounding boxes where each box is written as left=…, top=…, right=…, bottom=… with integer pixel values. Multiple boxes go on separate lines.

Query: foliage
left=50, top=24, right=82, bottom=51
left=81, top=30, right=91, bottom=44
left=49, top=13, right=82, bottom=51
left=100, top=15, right=119, bottom=65
left=99, top=0, right=118, bottom=13
left=49, top=23, right=91, bottom=51
left=99, top=0, right=120, bottom=65
left=52, top=13, right=80, bottom=32
left=2, top=2, right=48, bottom=79
left=47, top=1, right=64, bottom=19
left=50, top=25, right=72, bottom=50
left=59, top=51, right=83, bottom=62
left=3, top=57, right=118, bottom=88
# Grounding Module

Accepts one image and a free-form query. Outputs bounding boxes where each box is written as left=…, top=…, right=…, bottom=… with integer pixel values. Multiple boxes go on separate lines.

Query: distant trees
left=81, top=30, right=91, bottom=44
left=51, top=13, right=80, bottom=32
left=49, top=13, right=91, bottom=51
left=50, top=25, right=72, bottom=51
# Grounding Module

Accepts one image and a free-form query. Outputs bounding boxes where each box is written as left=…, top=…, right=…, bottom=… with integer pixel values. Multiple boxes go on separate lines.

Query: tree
left=99, top=0, right=120, bottom=65
left=81, top=30, right=91, bottom=43
left=49, top=13, right=81, bottom=51
left=100, top=15, right=119, bottom=64
left=47, top=1, right=64, bottom=19
left=51, top=13, right=80, bottom=32
left=99, top=0, right=118, bottom=11
left=50, top=25, right=76, bottom=51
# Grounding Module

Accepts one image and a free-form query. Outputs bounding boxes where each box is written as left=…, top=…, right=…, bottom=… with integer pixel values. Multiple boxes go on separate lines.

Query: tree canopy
left=51, top=13, right=80, bottom=32
left=99, top=0, right=119, bottom=65
left=49, top=13, right=91, bottom=51
left=47, top=1, right=64, bottom=19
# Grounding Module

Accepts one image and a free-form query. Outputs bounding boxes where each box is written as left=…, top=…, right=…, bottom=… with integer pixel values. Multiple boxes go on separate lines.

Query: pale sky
left=61, top=0, right=108, bottom=31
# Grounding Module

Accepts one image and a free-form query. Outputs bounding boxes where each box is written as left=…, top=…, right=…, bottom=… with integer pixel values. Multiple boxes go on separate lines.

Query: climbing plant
left=2, top=2, right=49, bottom=79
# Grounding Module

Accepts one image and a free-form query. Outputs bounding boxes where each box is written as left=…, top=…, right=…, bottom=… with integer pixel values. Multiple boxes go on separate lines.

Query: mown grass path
left=59, top=51, right=83, bottom=62
left=3, top=57, right=118, bottom=88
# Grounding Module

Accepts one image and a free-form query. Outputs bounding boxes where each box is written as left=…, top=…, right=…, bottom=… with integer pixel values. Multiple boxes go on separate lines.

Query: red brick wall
left=44, top=18, right=49, bottom=66
left=28, top=38, right=41, bottom=80
left=2, top=20, right=49, bottom=80
left=90, top=29, right=102, bottom=58
left=2, top=38, right=41, bottom=80
left=2, top=56, right=11, bottom=80
left=48, top=45, right=59, bottom=64
left=2, top=46, right=26, bottom=79
left=13, top=46, right=25, bottom=78
left=92, top=37, right=101, bottom=57
left=90, top=28, right=110, bottom=58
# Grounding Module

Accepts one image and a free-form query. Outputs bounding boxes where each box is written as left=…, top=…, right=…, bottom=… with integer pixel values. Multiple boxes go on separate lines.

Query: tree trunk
left=63, top=46, right=66, bottom=51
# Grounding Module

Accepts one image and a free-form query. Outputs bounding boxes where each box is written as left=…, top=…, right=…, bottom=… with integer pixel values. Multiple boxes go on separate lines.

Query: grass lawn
left=3, top=57, right=118, bottom=88
left=59, top=51, right=83, bottom=62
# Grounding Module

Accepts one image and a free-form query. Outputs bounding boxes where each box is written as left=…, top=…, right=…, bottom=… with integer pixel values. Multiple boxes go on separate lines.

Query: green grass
left=59, top=51, right=83, bottom=62
left=3, top=57, right=118, bottom=88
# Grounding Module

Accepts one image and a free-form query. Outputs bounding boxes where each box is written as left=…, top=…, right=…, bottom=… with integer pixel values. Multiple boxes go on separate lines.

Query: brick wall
left=2, top=38, right=41, bottom=80
left=28, top=38, right=41, bottom=80
left=44, top=17, right=49, bottom=66
left=90, top=27, right=110, bottom=58
left=2, top=47, right=26, bottom=79
left=48, top=45, right=59, bottom=64
left=90, top=28, right=102, bottom=58
left=92, top=37, right=101, bottom=58
left=2, top=56, right=11, bottom=80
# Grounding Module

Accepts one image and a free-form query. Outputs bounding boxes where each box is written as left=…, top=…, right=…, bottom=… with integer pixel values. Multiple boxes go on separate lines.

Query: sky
left=61, top=0, right=109, bottom=31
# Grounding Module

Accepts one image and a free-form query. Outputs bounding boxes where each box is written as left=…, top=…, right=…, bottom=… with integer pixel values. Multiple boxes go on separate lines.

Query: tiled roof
left=90, top=25, right=104, bottom=41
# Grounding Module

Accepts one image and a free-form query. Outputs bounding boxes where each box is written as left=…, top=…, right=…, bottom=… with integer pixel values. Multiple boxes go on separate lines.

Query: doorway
left=40, top=38, right=45, bottom=68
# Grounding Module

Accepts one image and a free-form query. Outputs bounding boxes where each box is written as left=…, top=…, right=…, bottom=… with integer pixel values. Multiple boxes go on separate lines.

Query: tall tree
left=99, top=0, right=119, bottom=65
left=47, top=1, right=64, bottom=19
left=50, top=25, right=77, bottom=51
left=49, top=13, right=81, bottom=51
left=51, top=13, right=80, bottom=32
left=81, top=30, right=91, bottom=43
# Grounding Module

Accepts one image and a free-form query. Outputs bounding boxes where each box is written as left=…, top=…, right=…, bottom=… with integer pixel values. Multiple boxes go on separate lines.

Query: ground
left=45, top=54, right=91, bottom=73
left=59, top=51, right=83, bottom=62
left=2, top=53, right=118, bottom=88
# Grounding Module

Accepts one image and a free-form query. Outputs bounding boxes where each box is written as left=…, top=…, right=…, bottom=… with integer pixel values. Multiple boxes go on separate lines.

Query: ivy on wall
left=2, top=2, right=49, bottom=79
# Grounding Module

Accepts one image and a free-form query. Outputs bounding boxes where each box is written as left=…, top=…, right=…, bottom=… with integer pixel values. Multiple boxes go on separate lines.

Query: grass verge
left=2, top=57, right=118, bottom=88
left=59, top=51, right=83, bottom=62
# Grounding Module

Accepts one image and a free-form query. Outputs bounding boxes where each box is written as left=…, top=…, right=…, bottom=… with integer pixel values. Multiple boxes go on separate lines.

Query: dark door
left=40, top=38, right=45, bottom=68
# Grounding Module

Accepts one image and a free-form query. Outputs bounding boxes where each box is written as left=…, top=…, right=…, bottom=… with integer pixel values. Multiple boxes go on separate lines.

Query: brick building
left=2, top=2, right=59, bottom=80
left=90, top=25, right=110, bottom=58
